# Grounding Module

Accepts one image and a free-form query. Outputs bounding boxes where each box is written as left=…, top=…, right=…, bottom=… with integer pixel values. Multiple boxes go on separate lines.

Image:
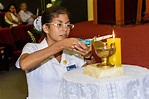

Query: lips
left=60, top=34, right=67, bottom=38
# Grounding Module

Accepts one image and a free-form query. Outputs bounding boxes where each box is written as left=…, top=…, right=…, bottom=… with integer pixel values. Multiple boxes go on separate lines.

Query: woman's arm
left=17, top=15, right=22, bottom=24
left=20, top=41, right=64, bottom=71
left=83, top=54, right=96, bottom=66
left=5, top=12, right=19, bottom=24
left=19, top=38, right=80, bottom=71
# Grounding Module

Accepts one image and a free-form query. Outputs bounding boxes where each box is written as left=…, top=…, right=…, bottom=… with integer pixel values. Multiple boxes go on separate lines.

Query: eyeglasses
left=46, top=23, right=74, bottom=29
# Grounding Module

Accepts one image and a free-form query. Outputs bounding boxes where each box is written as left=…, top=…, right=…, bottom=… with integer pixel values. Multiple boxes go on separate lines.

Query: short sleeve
left=15, top=43, right=39, bottom=68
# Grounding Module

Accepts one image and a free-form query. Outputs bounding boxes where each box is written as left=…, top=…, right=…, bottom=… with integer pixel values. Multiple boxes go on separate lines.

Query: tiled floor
left=0, top=63, right=27, bottom=99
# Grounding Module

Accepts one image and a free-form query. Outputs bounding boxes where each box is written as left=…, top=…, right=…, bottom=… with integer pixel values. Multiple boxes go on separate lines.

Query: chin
left=57, top=37, right=66, bottom=41
left=59, top=38, right=66, bottom=41
left=61, top=36, right=68, bottom=39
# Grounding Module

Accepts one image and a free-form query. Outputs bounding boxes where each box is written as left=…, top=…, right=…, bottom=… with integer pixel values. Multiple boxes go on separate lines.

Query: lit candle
left=107, top=30, right=122, bottom=66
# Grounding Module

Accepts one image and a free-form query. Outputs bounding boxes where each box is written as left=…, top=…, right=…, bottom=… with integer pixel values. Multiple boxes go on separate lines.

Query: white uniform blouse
left=15, top=38, right=85, bottom=99
left=4, top=12, right=18, bottom=27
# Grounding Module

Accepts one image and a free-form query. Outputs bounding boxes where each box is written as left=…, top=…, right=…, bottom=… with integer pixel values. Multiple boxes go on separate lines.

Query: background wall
left=61, top=0, right=88, bottom=23
left=1, top=0, right=88, bottom=23
left=87, top=0, right=93, bottom=21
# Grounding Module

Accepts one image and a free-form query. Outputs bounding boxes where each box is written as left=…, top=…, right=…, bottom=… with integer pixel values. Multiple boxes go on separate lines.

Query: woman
left=4, top=3, right=22, bottom=27
left=16, top=6, right=96, bottom=99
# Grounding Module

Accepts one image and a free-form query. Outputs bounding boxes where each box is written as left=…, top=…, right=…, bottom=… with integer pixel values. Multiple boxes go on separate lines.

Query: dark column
left=124, top=0, right=138, bottom=24
left=97, top=0, right=115, bottom=25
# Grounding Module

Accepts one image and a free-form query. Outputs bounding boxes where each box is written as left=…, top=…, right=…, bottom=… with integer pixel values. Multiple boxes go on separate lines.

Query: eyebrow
left=56, top=20, right=70, bottom=23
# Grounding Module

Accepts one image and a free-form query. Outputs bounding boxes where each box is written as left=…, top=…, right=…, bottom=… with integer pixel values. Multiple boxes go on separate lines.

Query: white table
left=59, top=65, right=149, bottom=99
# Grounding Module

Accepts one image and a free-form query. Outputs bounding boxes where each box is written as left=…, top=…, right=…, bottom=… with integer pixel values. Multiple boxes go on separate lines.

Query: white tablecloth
left=59, top=65, right=149, bottom=99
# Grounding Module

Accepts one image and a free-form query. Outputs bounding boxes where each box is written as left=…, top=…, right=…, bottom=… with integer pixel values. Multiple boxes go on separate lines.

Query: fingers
left=73, top=42, right=91, bottom=56
left=62, top=38, right=92, bottom=56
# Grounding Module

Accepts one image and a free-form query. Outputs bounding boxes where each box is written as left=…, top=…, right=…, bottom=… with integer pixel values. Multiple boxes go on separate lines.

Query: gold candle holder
left=92, top=40, right=116, bottom=69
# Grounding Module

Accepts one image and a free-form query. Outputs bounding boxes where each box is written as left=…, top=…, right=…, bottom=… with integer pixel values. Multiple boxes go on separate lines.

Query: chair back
left=0, top=27, right=14, bottom=45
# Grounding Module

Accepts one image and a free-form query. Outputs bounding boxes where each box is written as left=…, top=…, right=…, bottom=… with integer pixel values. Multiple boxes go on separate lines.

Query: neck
left=55, top=51, right=62, bottom=57
left=46, top=37, right=56, bottom=46
left=54, top=51, right=63, bottom=63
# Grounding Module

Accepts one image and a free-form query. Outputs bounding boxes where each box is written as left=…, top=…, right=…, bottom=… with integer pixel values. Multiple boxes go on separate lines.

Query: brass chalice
left=92, top=40, right=116, bottom=69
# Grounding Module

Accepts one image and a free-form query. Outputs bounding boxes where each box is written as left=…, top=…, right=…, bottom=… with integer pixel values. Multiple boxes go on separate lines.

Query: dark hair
left=7, top=3, right=17, bottom=12
left=41, top=6, right=69, bottom=26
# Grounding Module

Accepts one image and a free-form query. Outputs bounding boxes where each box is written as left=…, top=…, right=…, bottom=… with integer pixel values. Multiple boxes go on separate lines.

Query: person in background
left=15, top=6, right=96, bottom=99
left=0, top=2, right=4, bottom=11
left=4, top=3, right=22, bottom=27
left=18, top=2, right=37, bottom=24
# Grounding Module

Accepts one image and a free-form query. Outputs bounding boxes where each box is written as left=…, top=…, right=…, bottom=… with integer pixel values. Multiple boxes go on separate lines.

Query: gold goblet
left=92, top=40, right=116, bottom=69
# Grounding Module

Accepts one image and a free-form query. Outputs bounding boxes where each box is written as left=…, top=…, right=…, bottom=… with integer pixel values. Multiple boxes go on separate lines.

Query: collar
left=40, top=38, right=49, bottom=48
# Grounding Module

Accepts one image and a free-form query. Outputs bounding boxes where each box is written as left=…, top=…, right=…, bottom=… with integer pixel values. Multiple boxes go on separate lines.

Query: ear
left=42, top=24, right=49, bottom=34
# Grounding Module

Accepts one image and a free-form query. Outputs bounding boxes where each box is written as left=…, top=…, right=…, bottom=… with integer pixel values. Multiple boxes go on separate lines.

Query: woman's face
left=9, top=5, right=16, bottom=13
left=45, top=14, right=72, bottom=43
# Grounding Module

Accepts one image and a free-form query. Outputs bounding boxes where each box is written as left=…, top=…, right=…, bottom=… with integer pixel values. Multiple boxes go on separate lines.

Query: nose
left=62, top=27, right=67, bottom=32
left=62, top=25, right=68, bottom=31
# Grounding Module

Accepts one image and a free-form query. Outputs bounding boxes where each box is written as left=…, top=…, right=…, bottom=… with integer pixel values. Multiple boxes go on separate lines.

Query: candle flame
left=112, top=30, right=115, bottom=38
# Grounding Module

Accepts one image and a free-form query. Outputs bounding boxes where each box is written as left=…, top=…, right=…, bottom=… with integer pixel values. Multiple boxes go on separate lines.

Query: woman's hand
left=60, top=38, right=92, bottom=57
left=58, top=38, right=96, bottom=65
left=73, top=41, right=92, bottom=57
left=60, top=38, right=80, bottom=51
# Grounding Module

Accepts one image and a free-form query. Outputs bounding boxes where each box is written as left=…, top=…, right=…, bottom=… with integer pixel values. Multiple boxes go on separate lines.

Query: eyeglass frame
left=45, top=23, right=74, bottom=29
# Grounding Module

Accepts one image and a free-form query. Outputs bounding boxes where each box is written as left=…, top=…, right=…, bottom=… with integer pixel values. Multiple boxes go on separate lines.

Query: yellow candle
left=107, top=30, right=122, bottom=66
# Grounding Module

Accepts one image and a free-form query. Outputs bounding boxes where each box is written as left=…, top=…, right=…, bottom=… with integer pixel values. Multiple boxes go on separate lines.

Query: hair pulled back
left=42, top=6, right=69, bottom=26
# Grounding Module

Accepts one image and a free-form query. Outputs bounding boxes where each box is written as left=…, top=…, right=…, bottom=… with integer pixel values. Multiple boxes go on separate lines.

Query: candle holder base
left=97, top=62, right=115, bottom=69
left=83, top=63, right=124, bottom=79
